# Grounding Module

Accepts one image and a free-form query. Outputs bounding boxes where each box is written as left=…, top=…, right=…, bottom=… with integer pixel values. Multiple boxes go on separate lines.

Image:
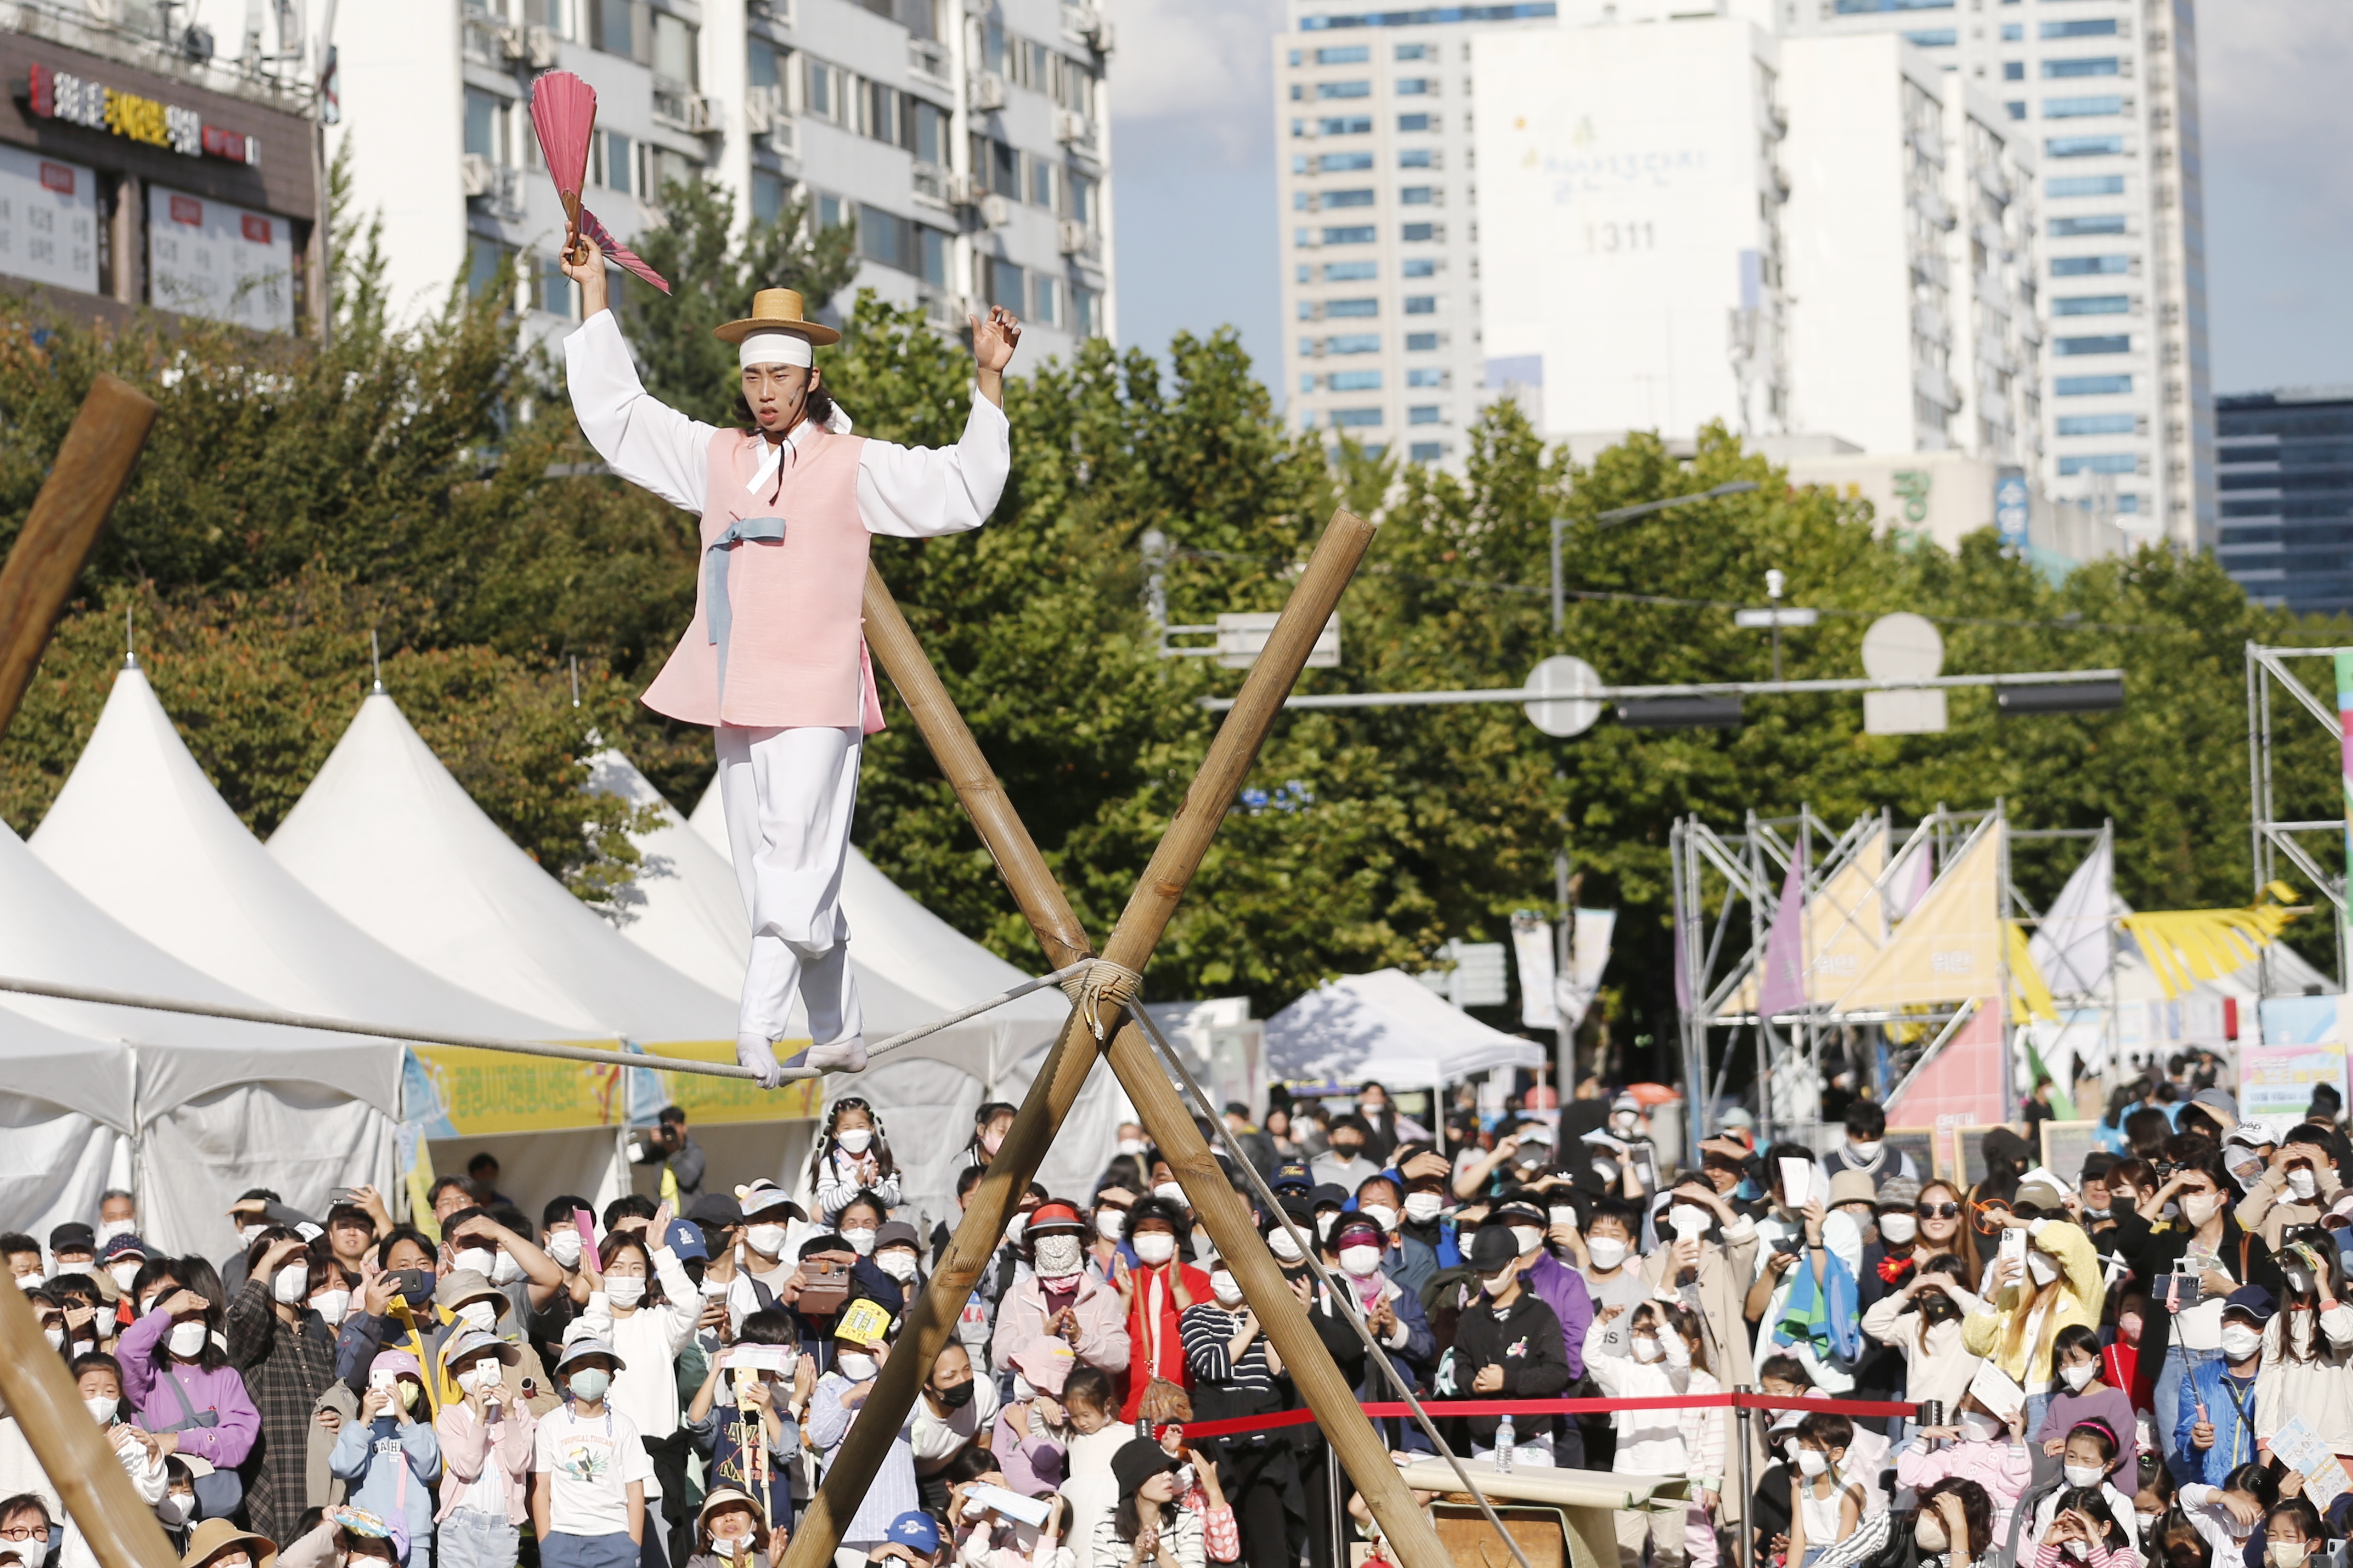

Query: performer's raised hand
left=970, top=305, right=1022, bottom=408
left=562, top=238, right=611, bottom=317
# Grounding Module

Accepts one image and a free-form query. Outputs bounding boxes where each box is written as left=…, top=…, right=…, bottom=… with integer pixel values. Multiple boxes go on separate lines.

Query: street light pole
left=1551, top=482, right=1754, bottom=634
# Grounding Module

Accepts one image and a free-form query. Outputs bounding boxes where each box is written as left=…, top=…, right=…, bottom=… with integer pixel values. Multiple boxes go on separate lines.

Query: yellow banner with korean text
left=646, top=1039, right=825, bottom=1126
left=410, top=1039, right=822, bottom=1137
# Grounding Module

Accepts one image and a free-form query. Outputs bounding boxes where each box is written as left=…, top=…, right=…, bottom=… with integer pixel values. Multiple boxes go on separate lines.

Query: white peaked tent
left=1265, top=967, right=1547, bottom=1089
left=32, top=662, right=587, bottom=1042
left=0, top=823, right=399, bottom=1256
left=267, top=691, right=738, bottom=1044
left=679, top=776, right=1119, bottom=1220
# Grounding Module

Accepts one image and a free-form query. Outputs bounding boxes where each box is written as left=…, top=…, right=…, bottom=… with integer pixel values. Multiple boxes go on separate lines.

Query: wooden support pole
left=0, top=373, right=157, bottom=741
left=788, top=512, right=1445, bottom=1568
left=0, top=1275, right=181, bottom=1568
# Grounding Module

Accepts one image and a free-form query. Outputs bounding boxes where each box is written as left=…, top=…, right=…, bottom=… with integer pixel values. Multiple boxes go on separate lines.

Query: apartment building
left=2216, top=389, right=2353, bottom=614
left=1274, top=1, right=1561, bottom=467
left=334, top=0, right=1115, bottom=363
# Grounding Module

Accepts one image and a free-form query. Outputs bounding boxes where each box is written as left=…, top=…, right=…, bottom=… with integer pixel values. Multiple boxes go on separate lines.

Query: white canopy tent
left=0, top=821, right=399, bottom=1258
left=681, top=777, right=1119, bottom=1222
left=267, top=691, right=738, bottom=1045
left=33, top=663, right=590, bottom=1042
left=1265, top=967, right=1548, bottom=1093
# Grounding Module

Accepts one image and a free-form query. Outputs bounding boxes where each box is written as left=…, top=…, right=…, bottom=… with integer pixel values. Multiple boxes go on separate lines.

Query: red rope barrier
left=1178, top=1391, right=1918, bottom=1439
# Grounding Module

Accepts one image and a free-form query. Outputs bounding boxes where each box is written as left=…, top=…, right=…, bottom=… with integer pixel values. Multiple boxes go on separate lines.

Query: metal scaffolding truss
left=2246, top=643, right=2351, bottom=990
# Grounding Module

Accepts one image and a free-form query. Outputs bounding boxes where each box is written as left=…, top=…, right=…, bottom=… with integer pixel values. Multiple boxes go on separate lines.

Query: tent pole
left=790, top=516, right=1449, bottom=1568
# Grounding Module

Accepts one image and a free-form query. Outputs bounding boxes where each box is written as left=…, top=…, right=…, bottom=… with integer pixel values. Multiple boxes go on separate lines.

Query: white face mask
left=2182, top=1193, right=2222, bottom=1225
left=455, top=1247, right=495, bottom=1278
left=2059, top=1360, right=2097, bottom=1392
left=1133, top=1232, right=1176, bottom=1266
left=1361, top=1205, right=1398, bottom=1234
left=604, top=1276, right=647, bottom=1309
left=272, top=1264, right=310, bottom=1305
left=96, top=1219, right=134, bottom=1245
left=1848, top=1140, right=1883, bottom=1162
left=836, top=1128, right=873, bottom=1154
left=109, top=1261, right=142, bottom=1291
left=744, top=1224, right=786, bottom=1259
left=85, top=1395, right=118, bottom=1425
left=1669, top=1205, right=1709, bottom=1240
left=836, top=1350, right=878, bottom=1382
left=1878, top=1213, right=1917, bottom=1245
left=1482, top=1267, right=1517, bottom=1296
left=491, top=1252, right=526, bottom=1286
left=2289, top=1169, right=2319, bottom=1201
left=312, top=1289, right=351, bottom=1324
left=1210, top=1270, right=1245, bottom=1307
left=1587, top=1236, right=1629, bottom=1272
left=1508, top=1225, right=1544, bottom=1256
left=548, top=1230, right=584, bottom=1268
left=1914, top=1518, right=1949, bottom=1553
left=1268, top=1228, right=1304, bottom=1263
left=1153, top=1182, right=1186, bottom=1207
left=1338, top=1245, right=1384, bottom=1278
left=456, top=1300, right=499, bottom=1333
left=168, top=1320, right=208, bottom=1358
left=43, top=1326, right=63, bottom=1350
left=156, top=1494, right=192, bottom=1527
left=842, top=1227, right=878, bottom=1257
left=2026, top=1250, right=2060, bottom=1287
left=1096, top=1211, right=1126, bottom=1242
left=1118, top=1139, right=1149, bottom=1157
left=711, top=1538, right=741, bottom=1559
left=1630, top=1334, right=1664, bottom=1363
left=2222, top=1323, right=2264, bottom=1360
left=1795, top=1448, right=1829, bottom=1477
left=2063, top=1462, right=2106, bottom=1489
left=1404, top=1192, right=1445, bottom=1224
left=876, top=1251, right=919, bottom=1284
left=1958, top=1410, right=2002, bottom=1443
left=1592, top=1159, right=1620, bottom=1183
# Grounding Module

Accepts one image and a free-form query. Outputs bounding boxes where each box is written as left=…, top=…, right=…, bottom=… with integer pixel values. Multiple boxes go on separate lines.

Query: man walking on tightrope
left=562, top=241, right=1022, bottom=1085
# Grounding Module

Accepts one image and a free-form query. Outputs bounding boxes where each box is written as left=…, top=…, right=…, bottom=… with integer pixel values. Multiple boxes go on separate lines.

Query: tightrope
left=1178, top=1392, right=1921, bottom=1439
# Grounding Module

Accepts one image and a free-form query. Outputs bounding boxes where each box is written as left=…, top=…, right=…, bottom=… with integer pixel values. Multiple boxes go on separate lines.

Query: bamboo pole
left=787, top=513, right=1446, bottom=1568
left=0, top=1275, right=181, bottom=1568
left=0, top=374, right=158, bottom=741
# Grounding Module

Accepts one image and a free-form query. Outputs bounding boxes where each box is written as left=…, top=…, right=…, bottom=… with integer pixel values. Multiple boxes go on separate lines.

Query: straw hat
left=713, top=289, right=840, bottom=347
left=179, top=1518, right=276, bottom=1568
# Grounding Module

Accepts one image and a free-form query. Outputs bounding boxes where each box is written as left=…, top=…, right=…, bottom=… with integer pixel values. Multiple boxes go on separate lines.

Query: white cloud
left=1108, top=0, right=1286, bottom=163
left=2199, top=0, right=2353, bottom=224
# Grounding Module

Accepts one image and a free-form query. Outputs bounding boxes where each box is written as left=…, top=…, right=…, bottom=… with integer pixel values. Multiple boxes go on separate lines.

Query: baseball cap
left=888, top=1513, right=941, bottom=1555
left=369, top=1348, right=424, bottom=1381
left=2222, top=1284, right=2276, bottom=1326
left=687, top=1193, right=745, bottom=1229
left=98, top=1233, right=147, bottom=1264
left=873, top=1221, right=921, bottom=1253
left=49, top=1223, right=95, bottom=1254
left=1466, top=1225, right=1520, bottom=1273
left=1271, top=1164, right=1313, bottom=1196
left=662, top=1219, right=709, bottom=1262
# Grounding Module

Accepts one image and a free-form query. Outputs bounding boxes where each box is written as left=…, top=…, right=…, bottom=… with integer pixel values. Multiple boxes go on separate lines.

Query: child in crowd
left=329, top=1351, right=441, bottom=1568
left=810, top=1100, right=901, bottom=1226
left=532, top=1335, right=654, bottom=1568
left=1784, top=1412, right=1864, bottom=1568
left=433, top=1329, right=536, bottom=1568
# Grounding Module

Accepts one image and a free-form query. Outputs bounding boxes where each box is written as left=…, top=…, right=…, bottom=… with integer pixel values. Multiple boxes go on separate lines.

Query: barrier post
left=1733, top=1388, right=1755, bottom=1568
left=1326, top=1439, right=1348, bottom=1568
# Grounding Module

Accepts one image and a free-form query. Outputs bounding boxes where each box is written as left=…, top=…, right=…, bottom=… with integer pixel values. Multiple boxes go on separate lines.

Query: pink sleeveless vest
left=639, top=425, right=888, bottom=733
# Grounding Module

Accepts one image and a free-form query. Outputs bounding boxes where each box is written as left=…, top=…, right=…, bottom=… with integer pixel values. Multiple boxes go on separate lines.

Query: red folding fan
left=529, top=70, right=670, bottom=295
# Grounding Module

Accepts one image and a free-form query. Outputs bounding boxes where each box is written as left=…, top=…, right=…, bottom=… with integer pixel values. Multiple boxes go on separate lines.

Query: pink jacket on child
left=433, top=1399, right=538, bottom=1524
left=1894, top=1439, right=2032, bottom=1538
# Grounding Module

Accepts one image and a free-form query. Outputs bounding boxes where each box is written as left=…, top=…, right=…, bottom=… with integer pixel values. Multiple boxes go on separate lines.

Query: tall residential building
left=1273, top=1, right=1562, bottom=467
left=335, top=0, right=1115, bottom=361
left=1782, top=0, right=2212, bottom=547
left=2216, top=389, right=2353, bottom=614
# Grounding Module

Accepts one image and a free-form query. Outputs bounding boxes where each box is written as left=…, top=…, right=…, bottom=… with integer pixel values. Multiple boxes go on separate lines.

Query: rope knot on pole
left=1061, top=957, right=1144, bottom=1039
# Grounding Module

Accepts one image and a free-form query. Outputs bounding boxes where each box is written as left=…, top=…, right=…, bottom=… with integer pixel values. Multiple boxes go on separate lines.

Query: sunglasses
left=1915, top=1203, right=1962, bottom=1219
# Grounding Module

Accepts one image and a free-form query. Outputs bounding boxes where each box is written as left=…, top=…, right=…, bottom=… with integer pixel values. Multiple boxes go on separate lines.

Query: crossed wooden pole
left=780, top=509, right=1448, bottom=1568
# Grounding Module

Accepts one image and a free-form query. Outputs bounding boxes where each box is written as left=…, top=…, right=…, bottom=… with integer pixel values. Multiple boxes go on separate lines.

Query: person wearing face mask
left=1745, top=1149, right=1867, bottom=1401
left=1320, top=1216, right=1437, bottom=1447
left=581, top=1222, right=702, bottom=1566
left=100, top=1234, right=151, bottom=1304
left=535, top=1335, right=656, bottom=1568
left=2019, top=1422, right=2142, bottom=1560
left=117, top=1270, right=261, bottom=1522
left=2176, top=1287, right=2272, bottom=1487
left=1858, top=1254, right=1980, bottom=1445
left=223, top=1231, right=340, bottom=1544
left=1819, top=1102, right=1920, bottom=1187
left=2173, top=1460, right=2277, bottom=1566
left=221, top=1192, right=317, bottom=1296
left=52, top=1349, right=169, bottom=1568
left=1308, top=1117, right=1379, bottom=1194
left=724, top=1185, right=807, bottom=1324
left=433, top=1328, right=537, bottom=1568
left=426, top=1272, right=560, bottom=1420
left=809, top=1099, right=901, bottom=1226
left=992, top=1202, right=1131, bottom=1387
left=2027, top=1491, right=2138, bottom=1568
left=684, top=1309, right=799, bottom=1514
left=2255, top=1498, right=2324, bottom=1568
left=1585, top=1301, right=1720, bottom=1568
left=1895, top=1391, right=2033, bottom=1541
left=329, top=1349, right=442, bottom=1567
left=0, top=1234, right=40, bottom=1290
left=2238, top=1134, right=2344, bottom=1249
left=1175, top=1256, right=1291, bottom=1568
left=1479, top=1196, right=1592, bottom=1457
left=870, top=1222, right=924, bottom=1296
left=1906, top=1479, right=1991, bottom=1568
left=1442, top=1226, right=1569, bottom=1465
left=808, top=1305, right=922, bottom=1566
left=2035, top=1329, right=2140, bottom=1485
left=1392, top=1147, right=1458, bottom=1278
left=1645, top=1179, right=1760, bottom=1392
left=1960, top=1180, right=2104, bottom=1436
left=1352, top=1083, right=1399, bottom=1166
left=910, top=1342, right=1000, bottom=1507
left=442, top=1208, right=569, bottom=1324
left=2110, top=1142, right=2274, bottom=1479
left=2250, top=1234, right=2353, bottom=1481
left=1088, top=1186, right=1138, bottom=1279
left=1110, top=1199, right=1211, bottom=1423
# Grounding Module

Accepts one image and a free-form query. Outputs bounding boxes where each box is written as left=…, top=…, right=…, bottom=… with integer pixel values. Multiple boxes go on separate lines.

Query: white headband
left=740, top=329, right=814, bottom=371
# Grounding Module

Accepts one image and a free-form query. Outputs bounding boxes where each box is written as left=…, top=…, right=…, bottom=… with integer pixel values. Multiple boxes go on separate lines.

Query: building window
left=1408, top=405, right=1441, bottom=425
left=1032, top=275, right=1059, bottom=326
left=466, top=235, right=509, bottom=298
left=2044, top=18, right=2118, bottom=37
left=594, top=130, right=633, bottom=194
left=1321, top=151, right=1375, bottom=172
left=1327, top=298, right=1379, bottom=317
left=1323, top=225, right=1376, bottom=244
left=1403, top=295, right=1437, bottom=314
left=589, top=0, right=632, bottom=57
left=2005, top=102, right=2026, bottom=120
left=2056, top=374, right=2133, bottom=395
left=1324, top=260, right=1376, bottom=281
left=1327, top=334, right=1379, bottom=354
left=1400, top=185, right=1433, bottom=205
left=1397, top=113, right=1432, bottom=132
left=1401, top=222, right=1437, bottom=241
left=816, top=193, right=847, bottom=230
left=2058, top=453, right=2140, bottom=475
left=1319, top=116, right=1373, bottom=135
left=1905, top=29, right=1956, bottom=45
left=751, top=170, right=790, bottom=226
left=972, top=135, right=1019, bottom=197
left=653, top=11, right=698, bottom=86
left=1396, top=78, right=1433, bottom=95
left=2047, top=174, right=2125, bottom=198
left=2002, top=61, right=2024, bottom=81
left=643, top=145, right=697, bottom=204
left=1069, top=171, right=1096, bottom=225
left=983, top=256, right=1023, bottom=311
left=749, top=39, right=786, bottom=89
left=1401, top=257, right=1436, bottom=277
left=1330, top=369, right=1381, bottom=391
left=1073, top=283, right=1100, bottom=338
left=1316, top=45, right=1370, bottom=64
left=1317, top=80, right=1372, bottom=99
left=1405, top=332, right=1440, bottom=351
left=2057, top=413, right=2138, bottom=436
left=912, top=100, right=947, bottom=166
left=807, top=60, right=850, bottom=125
left=2052, top=254, right=2131, bottom=276
left=464, top=89, right=508, bottom=163
left=2046, top=135, right=2128, bottom=158
left=1031, top=157, right=1056, bottom=208
left=2054, top=334, right=2131, bottom=356
left=2053, top=295, right=2129, bottom=316
left=2049, top=214, right=2127, bottom=236
left=1409, top=441, right=1443, bottom=463
left=1324, top=188, right=1376, bottom=208
left=535, top=253, right=572, bottom=317
left=1330, top=408, right=1383, bottom=429
left=1395, top=43, right=1430, bottom=60
left=1407, top=367, right=1446, bottom=387
left=2042, top=56, right=2119, bottom=78
left=1399, top=148, right=1433, bottom=168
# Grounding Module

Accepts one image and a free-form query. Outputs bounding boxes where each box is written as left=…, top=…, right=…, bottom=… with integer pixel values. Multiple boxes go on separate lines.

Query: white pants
left=715, top=723, right=865, bottom=1047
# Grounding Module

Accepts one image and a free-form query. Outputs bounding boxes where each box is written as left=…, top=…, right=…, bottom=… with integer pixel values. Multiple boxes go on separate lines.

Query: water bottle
left=1494, top=1412, right=1514, bottom=1474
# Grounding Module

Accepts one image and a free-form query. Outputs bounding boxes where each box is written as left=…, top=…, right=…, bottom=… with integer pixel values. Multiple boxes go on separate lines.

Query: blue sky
left=1106, top=0, right=2353, bottom=403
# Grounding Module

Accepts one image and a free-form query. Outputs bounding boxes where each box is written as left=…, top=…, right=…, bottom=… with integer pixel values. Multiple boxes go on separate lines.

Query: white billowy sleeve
left=562, top=310, right=718, bottom=513
left=855, top=389, right=1012, bottom=538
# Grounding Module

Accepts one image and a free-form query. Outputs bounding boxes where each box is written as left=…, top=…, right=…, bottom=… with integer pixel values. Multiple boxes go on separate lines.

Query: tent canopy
left=268, top=693, right=737, bottom=1045
left=33, top=664, right=588, bottom=1041
left=1265, top=967, right=1546, bottom=1088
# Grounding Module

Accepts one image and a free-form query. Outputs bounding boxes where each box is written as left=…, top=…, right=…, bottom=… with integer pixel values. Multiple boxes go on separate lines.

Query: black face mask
left=1917, top=1290, right=1962, bottom=1325
left=933, top=1379, right=976, bottom=1409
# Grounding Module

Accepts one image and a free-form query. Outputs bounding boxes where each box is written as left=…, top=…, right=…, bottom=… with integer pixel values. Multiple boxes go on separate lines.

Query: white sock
left=735, top=1032, right=783, bottom=1089
left=792, top=1034, right=870, bottom=1074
